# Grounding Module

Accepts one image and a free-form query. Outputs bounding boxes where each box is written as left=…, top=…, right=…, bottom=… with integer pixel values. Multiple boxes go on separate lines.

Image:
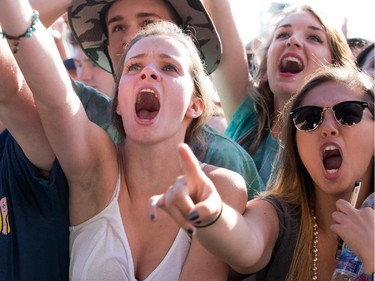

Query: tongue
left=323, top=155, right=342, bottom=170
left=136, top=92, right=160, bottom=120
left=137, top=109, right=158, bottom=120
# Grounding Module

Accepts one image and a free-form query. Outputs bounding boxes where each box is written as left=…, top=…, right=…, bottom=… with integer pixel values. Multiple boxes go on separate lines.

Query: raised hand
left=331, top=198, right=375, bottom=272
left=148, top=143, right=223, bottom=234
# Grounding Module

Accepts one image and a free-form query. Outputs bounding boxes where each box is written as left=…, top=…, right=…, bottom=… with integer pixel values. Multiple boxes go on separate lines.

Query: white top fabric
left=69, top=172, right=193, bottom=281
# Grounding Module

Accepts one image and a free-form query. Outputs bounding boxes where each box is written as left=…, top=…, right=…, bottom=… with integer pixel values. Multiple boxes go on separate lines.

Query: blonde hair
left=112, top=21, right=215, bottom=154
left=265, top=66, right=374, bottom=280
left=243, top=4, right=357, bottom=155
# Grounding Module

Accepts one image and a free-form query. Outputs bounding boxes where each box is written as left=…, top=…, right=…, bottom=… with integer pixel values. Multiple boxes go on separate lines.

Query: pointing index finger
left=177, top=143, right=204, bottom=182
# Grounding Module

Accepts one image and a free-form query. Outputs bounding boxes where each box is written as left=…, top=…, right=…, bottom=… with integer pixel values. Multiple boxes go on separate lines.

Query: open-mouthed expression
left=296, top=81, right=374, bottom=193
left=117, top=36, right=197, bottom=143
left=267, top=11, right=332, bottom=101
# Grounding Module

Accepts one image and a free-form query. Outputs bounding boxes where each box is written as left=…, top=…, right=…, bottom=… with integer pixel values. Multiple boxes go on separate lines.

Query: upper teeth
left=140, top=88, right=155, bottom=94
left=282, top=56, right=302, bottom=68
left=324, top=145, right=337, bottom=151
left=137, top=88, right=158, bottom=104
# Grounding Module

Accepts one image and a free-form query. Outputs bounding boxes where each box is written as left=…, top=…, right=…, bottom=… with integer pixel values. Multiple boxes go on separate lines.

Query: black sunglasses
left=290, top=100, right=370, bottom=132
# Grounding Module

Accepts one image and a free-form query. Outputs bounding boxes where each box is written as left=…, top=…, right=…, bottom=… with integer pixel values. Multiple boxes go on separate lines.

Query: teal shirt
left=225, top=96, right=281, bottom=185
left=74, top=81, right=264, bottom=199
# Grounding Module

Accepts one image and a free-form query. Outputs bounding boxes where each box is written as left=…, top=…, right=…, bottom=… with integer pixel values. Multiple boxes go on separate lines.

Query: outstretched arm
left=149, top=143, right=279, bottom=274
left=0, top=26, right=54, bottom=173
left=203, top=0, right=251, bottom=121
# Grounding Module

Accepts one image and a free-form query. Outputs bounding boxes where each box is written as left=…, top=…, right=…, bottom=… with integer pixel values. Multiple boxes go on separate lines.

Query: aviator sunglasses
left=290, top=100, right=371, bottom=132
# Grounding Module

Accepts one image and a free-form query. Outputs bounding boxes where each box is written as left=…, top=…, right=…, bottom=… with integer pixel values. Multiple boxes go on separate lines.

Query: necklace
left=312, top=211, right=319, bottom=280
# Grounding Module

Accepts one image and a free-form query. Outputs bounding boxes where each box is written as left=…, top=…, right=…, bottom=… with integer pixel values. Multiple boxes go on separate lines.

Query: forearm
left=0, top=0, right=76, bottom=110
left=203, top=0, right=250, bottom=121
left=0, top=24, right=55, bottom=171
left=0, top=36, right=25, bottom=105
left=0, top=0, right=87, bottom=168
left=195, top=204, right=263, bottom=273
left=30, top=0, right=71, bottom=27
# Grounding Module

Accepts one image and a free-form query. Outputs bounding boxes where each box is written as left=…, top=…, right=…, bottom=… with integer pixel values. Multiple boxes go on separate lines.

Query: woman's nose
left=320, top=111, right=339, bottom=137
left=140, top=66, right=159, bottom=81
left=286, top=36, right=302, bottom=48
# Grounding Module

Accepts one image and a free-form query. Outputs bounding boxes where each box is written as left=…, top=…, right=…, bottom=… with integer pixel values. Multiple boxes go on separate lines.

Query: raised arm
left=149, top=143, right=279, bottom=274
left=0, top=0, right=118, bottom=223
left=30, top=0, right=71, bottom=27
left=0, top=26, right=54, bottom=173
left=203, top=0, right=251, bottom=121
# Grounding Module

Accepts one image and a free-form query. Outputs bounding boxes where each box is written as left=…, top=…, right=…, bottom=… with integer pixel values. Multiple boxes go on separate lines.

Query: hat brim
left=68, top=0, right=222, bottom=74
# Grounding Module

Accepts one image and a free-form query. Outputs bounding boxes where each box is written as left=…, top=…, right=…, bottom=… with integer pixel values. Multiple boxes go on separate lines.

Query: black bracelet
left=0, top=10, right=39, bottom=54
left=194, top=202, right=224, bottom=228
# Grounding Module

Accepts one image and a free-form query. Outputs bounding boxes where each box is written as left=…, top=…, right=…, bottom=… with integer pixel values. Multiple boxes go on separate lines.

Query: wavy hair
left=112, top=21, right=215, bottom=152
left=244, top=4, right=357, bottom=155
left=265, top=66, right=374, bottom=280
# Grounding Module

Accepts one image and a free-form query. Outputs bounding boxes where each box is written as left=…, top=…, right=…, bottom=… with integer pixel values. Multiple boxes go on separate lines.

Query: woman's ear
left=186, top=97, right=203, bottom=119
left=261, top=72, right=268, bottom=83
left=115, top=105, right=121, bottom=115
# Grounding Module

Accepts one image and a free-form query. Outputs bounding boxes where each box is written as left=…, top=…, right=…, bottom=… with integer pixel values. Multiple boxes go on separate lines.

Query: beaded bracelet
left=194, top=202, right=224, bottom=228
left=0, top=10, right=39, bottom=54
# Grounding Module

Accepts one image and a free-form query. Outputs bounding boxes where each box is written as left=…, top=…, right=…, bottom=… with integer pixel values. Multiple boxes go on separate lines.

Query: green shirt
left=225, top=96, right=281, bottom=185
left=74, top=81, right=264, bottom=199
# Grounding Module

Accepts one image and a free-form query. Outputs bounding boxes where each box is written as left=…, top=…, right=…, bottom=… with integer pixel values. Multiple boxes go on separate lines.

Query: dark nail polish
left=187, top=228, right=194, bottom=235
left=188, top=211, right=199, bottom=221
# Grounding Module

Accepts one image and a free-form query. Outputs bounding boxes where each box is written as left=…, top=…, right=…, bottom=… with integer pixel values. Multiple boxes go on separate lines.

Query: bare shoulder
left=244, top=198, right=280, bottom=237
left=203, top=164, right=247, bottom=213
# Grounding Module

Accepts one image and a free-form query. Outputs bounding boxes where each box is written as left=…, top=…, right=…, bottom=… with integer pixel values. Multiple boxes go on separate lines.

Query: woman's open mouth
left=322, top=145, right=342, bottom=174
left=135, top=88, right=160, bottom=120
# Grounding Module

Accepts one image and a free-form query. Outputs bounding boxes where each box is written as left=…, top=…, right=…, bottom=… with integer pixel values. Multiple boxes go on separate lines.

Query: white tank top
left=69, top=166, right=208, bottom=281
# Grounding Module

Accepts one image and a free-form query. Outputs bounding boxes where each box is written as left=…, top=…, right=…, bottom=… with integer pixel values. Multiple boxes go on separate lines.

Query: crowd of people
left=0, top=0, right=373, bottom=280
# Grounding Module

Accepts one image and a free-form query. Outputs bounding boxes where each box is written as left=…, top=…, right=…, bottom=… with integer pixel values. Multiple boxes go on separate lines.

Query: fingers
left=148, top=143, right=223, bottom=234
left=177, top=143, right=204, bottom=184
left=148, top=195, right=164, bottom=222
left=177, top=143, right=223, bottom=226
left=148, top=177, right=196, bottom=234
left=331, top=199, right=353, bottom=224
left=331, top=199, right=357, bottom=233
left=335, top=199, right=354, bottom=213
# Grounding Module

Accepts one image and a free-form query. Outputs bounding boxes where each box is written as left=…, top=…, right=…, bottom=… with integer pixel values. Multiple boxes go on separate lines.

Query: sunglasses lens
left=292, top=106, right=322, bottom=131
left=334, top=102, right=364, bottom=126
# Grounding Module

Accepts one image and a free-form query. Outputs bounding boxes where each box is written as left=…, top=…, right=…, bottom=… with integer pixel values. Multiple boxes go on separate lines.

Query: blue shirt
left=0, top=130, right=69, bottom=281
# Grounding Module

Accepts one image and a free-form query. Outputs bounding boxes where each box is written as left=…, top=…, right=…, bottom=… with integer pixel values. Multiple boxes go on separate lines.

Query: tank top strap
left=111, top=171, right=121, bottom=200
left=111, top=144, right=123, bottom=201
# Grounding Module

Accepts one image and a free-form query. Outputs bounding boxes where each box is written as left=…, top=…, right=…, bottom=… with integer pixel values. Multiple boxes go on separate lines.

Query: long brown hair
left=265, top=66, right=374, bottom=280
left=111, top=21, right=215, bottom=153
left=244, top=5, right=357, bottom=155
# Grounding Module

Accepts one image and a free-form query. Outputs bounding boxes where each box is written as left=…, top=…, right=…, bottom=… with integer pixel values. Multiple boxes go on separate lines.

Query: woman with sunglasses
left=150, top=66, right=374, bottom=280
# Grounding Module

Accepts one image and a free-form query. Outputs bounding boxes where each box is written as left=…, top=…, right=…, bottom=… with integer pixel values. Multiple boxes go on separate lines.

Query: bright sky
left=229, top=0, right=375, bottom=46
